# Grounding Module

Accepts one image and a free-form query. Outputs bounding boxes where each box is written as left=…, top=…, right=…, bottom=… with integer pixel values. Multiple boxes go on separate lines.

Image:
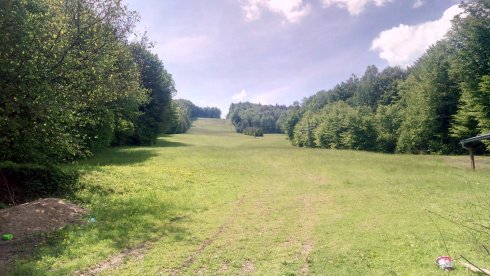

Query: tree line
left=231, top=1, right=489, bottom=154
left=227, top=102, right=289, bottom=135
left=0, top=0, right=220, bottom=165
left=170, top=99, right=221, bottom=134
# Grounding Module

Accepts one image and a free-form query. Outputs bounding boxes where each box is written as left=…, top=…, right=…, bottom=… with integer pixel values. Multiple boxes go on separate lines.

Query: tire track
left=168, top=196, right=245, bottom=275
left=74, top=216, right=188, bottom=276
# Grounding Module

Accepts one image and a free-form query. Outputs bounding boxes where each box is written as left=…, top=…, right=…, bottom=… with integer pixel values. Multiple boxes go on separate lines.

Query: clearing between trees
left=5, top=118, right=490, bottom=275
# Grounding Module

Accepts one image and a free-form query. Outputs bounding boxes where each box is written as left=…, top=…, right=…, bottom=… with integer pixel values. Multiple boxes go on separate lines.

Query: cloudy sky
left=123, top=0, right=462, bottom=117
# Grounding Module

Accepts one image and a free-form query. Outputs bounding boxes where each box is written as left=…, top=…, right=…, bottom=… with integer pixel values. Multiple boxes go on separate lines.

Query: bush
left=313, top=102, right=377, bottom=150
left=0, top=161, right=78, bottom=205
left=243, top=127, right=264, bottom=137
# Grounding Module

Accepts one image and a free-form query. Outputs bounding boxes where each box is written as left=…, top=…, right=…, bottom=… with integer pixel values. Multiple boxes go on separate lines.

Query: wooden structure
left=460, top=133, right=490, bottom=170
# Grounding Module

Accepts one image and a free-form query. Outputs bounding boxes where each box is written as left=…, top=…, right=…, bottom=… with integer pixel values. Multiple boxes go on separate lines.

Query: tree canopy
left=1, top=0, right=144, bottom=163
left=227, top=102, right=290, bottom=134
left=281, top=0, right=490, bottom=154
left=0, top=0, right=184, bottom=163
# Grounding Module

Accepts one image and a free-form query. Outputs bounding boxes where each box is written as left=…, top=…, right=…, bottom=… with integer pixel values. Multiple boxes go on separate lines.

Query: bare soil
left=0, top=198, right=86, bottom=274
left=74, top=242, right=150, bottom=276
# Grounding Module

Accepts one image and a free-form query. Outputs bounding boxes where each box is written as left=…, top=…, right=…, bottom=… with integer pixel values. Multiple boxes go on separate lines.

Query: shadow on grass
left=81, top=137, right=189, bottom=166
left=11, top=195, right=192, bottom=275
left=4, top=138, right=193, bottom=274
left=154, top=138, right=190, bottom=148
left=80, top=149, right=158, bottom=167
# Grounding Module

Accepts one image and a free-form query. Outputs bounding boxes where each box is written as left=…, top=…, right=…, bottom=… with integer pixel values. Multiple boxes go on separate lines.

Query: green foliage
left=292, top=111, right=319, bottom=147
left=170, top=100, right=193, bottom=134
left=353, top=65, right=381, bottom=109
left=397, top=41, right=461, bottom=154
left=374, top=104, right=402, bottom=153
left=243, top=127, right=264, bottom=137
left=227, top=102, right=289, bottom=134
left=450, top=0, right=490, bottom=150
left=192, top=106, right=221, bottom=118
left=312, top=102, right=377, bottom=150
left=280, top=103, right=301, bottom=140
left=118, top=43, right=176, bottom=145
left=169, top=99, right=221, bottom=134
left=290, top=65, right=406, bottom=152
left=478, top=75, right=490, bottom=134
left=0, top=161, right=78, bottom=204
left=377, top=66, right=407, bottom=105
left=175, top=99, right=221, bottom=119
left=0, top=0, right=145, bottom=163
left=288, top=1, right=490, bottom=154
left=283, top=0, right=490, bottom=154
left=301, top=75, right=360, bottom=113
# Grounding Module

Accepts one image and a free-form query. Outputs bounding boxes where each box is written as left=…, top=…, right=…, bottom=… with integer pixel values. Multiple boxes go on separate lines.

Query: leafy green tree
left=169, top=99, right=221, bottom=134
left=292, top=111, right=318, bottom=147
left=243, top=127, right=263, bottom=137
left=227, top=102, right=288, bottom=134
left=169, top=100, right=192, bottom=134
left=397, top=41, right=460, bottom=153
left=353, top=65, right=381, bottom=109
left=377, top=66, right=407, bottom=105
left=121, top=43, right=176, bottom=145
left=374, top=104, right=402, bottom=153
left=280, top=102, right=301, bottom=140
left=313, top=102, right=376, bottom=150
left=192, top=106, right=221, bottom=118
left=449, top=0, right=490, bottom=148
left=169, top=100, right=191, bottom=134
left=0, top=0, right=144, bottom=163
left=283, top=1, right=490, bottom=154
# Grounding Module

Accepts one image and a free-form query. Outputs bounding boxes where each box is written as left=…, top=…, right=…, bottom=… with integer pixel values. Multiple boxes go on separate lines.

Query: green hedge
left=0, top=161, right=78, bottom=205
left=243, top=127, right=264, bottom=137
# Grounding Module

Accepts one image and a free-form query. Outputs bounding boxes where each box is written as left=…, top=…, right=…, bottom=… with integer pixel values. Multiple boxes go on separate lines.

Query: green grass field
left=11, top=118, right=490, bottom=275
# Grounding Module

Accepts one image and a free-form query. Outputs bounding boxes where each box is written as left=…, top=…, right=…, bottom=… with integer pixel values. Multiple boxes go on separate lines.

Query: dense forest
left=231, top=1, right=489, bottom=154
left=227, top=102, right=289, bottom=135
left=0, top=0, right=221, bottom=165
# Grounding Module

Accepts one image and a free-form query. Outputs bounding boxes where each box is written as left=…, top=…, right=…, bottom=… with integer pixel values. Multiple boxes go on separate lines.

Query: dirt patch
left=74, top=242, right=150, bottom=276
left=75, top=215, right=189, bottom=276
left=298, top=196, right=317, bottom=275
left=300, top=240, right=314, bottom=275
left=0, top=198, right=86, bottom=239
left=219, top=261, right=229, bottom=273
left=241, top=259, right=255, bottom=275
left=76, top=197, right=244, bottom=276
left=0, top=198, right=86, bottom=274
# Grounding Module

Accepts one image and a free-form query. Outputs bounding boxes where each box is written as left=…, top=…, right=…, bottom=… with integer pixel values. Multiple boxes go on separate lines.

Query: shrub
left=313, top=102, right=377, bottom=150
left=243, top=127, right=264, bottom=137
left=0, top=161, right=78, bottom=205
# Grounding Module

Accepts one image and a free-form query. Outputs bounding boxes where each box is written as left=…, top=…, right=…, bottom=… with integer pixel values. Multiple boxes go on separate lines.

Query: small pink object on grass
left=436, top=256, right=454, bottom=271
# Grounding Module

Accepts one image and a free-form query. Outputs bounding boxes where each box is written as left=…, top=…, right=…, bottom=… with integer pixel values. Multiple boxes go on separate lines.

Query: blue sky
left=124, top=0, right=461, bottom=117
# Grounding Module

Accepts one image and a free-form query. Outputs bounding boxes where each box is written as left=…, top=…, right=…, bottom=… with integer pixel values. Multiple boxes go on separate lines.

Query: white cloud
left=251, top=93, right=274, bottom=104
left=321, top=0, right=392, bottom=15
left=242, top=0, right=311, bottom=23
left=371, top=4, right=462, bottom=67
left=250, top=86, right=288, bottom=104
left=155, top=35, right=213, bottom=64
left=413, top=0, right=424, bottom=8
left=232, top=89, right=248, bottom=101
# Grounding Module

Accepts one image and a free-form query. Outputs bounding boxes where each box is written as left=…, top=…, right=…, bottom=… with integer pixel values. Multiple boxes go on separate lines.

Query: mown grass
left=10, top=118, right=490, bottom=275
